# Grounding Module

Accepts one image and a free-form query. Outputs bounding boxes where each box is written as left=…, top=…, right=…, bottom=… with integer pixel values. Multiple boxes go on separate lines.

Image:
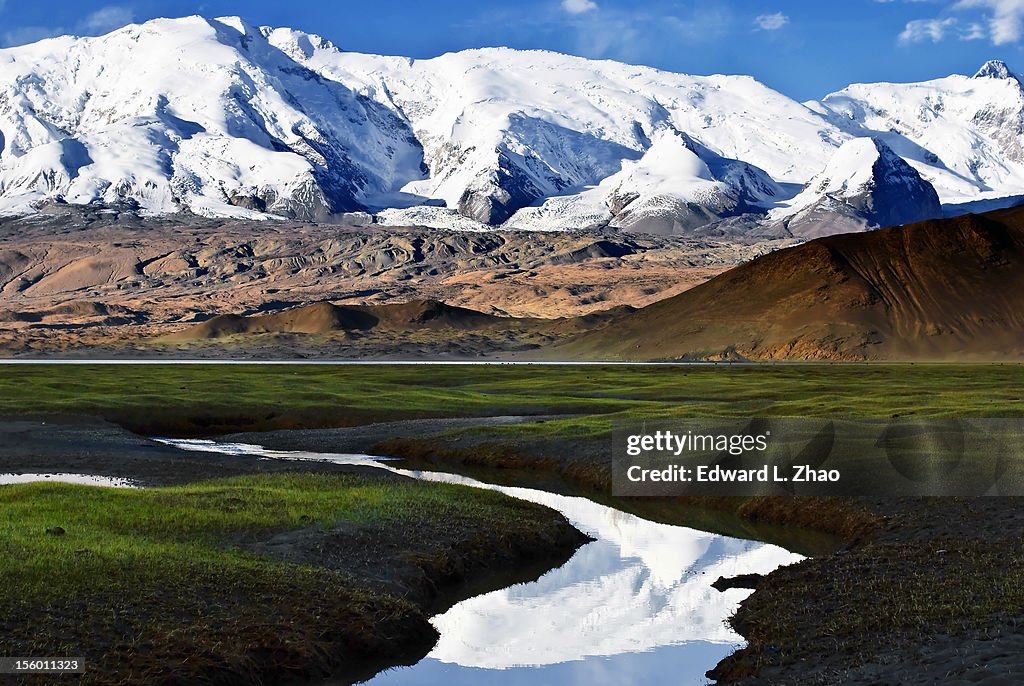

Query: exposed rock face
left=974, top=60, right=1022, bottom=83
left=229, top=195, right=267, bottom=212
left=457, top=152, right=543, bottom=225
left=857, top=141, right=943, bottom=227
left=770, top=138, right=942, bottom=238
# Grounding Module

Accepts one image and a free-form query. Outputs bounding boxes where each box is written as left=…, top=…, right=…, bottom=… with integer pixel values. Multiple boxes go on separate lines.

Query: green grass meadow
left=1, top=364, right=1022, bottom=438
left=0, top=473, right=568, bottom=682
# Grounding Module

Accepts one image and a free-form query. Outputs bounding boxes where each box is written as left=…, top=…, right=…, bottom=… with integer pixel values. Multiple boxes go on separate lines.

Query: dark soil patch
left=0, top=416, right=403, bottom=486
left=709, top=497, right=1024, bottom=685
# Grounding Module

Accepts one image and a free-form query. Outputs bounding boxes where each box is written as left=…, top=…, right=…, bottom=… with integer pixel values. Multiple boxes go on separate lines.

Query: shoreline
left=0, top=418, right=590, bottom=685
left=3, top=361, right=1023, bottom=684
left=233, top=420, right=1024, bottom=685
left=710, top=495, right=1024, bottom=684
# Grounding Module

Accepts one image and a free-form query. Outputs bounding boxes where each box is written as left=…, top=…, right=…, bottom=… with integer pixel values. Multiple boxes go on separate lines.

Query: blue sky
left=5, top=1, right=1024, bottom=100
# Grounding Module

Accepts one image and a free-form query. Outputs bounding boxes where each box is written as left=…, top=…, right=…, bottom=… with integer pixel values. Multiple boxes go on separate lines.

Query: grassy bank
left=0, top=473, right=586, bottom=684
left=709, top=497, right=1024, bottom=684
left=4, top=363, right=1024, bottom=684
left=371, top=435, right=882, bottom=550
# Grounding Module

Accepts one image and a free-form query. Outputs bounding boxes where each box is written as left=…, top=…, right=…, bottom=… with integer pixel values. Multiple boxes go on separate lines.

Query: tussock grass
left=711, top=514, right=1024, bottom=682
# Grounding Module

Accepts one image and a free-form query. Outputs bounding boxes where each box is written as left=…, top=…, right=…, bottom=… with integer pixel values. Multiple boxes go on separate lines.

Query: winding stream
left=158, top=439, right=804, bottom=686
left=0, top=473, right=138, bottom=487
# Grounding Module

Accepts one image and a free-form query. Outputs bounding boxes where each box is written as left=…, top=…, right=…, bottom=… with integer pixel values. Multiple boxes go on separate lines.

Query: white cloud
left=80, top=6, right=135, bottom=34
left=2, top=26, right=61, bottom=47
left=2, top=5, right=134, bottom=47
left=558, top=5, right=731, bottom=63
left=955, top=0, right=1024, bottom=44
left=754, top=12, right=789, bottom=30
left=899, top=16, right=958, bottom=41
left=962, top=20, right=988, bottom=38
left=562, top=0, right=599, bottom=15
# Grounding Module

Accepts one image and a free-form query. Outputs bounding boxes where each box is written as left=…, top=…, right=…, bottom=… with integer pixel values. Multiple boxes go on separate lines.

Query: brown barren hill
left=161, top=300, right=511, bottom=341
left=558, top=206, right=1024, bottom=361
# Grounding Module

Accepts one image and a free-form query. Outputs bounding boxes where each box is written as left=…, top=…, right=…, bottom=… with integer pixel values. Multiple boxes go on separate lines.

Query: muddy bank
left=217, top=415, right=567, bottom=457
left=0, top=416, right=412, bottom=486
left=228, top=421, right=870, bottom=544
left=709, top=496, right=1024, bottom=685
left=220, top=418, right=621, bottom=497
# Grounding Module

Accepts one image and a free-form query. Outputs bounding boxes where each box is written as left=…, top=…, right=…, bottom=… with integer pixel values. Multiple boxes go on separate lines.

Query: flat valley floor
left=0, top=363, right=1022, bottom=684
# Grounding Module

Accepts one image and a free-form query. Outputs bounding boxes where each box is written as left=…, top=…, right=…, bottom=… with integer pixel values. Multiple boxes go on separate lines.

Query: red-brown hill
left=163, top=300, right=505, bottom=340
left=558, top=206, right=1024, bottom=360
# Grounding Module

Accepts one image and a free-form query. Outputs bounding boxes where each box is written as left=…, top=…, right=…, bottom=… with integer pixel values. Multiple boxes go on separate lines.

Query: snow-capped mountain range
left=0, top=15, right=1022, bottom=237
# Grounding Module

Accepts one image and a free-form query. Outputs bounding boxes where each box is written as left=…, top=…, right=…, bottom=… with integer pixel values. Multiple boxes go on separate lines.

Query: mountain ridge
left=0, top=15, right=1021, bottom=236
left=766, top=137, right=942, bottom=237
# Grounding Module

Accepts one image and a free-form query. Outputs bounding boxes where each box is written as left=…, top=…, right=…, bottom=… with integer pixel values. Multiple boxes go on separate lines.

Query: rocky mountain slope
left=0, top=205, right=779, bottom=356
left=5, top=206, right=1024, bottom=361
left=766, top=138, right=942, bottom=238
left=557, top=206, right=1024, bottom=361
left=0, top=16, right=1021, bottom=236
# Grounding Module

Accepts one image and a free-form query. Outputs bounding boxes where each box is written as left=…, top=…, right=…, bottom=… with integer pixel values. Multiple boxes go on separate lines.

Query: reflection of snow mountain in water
left=404, top=473, right=803, bottom=668
left=155, top=440, right=802, bottom=684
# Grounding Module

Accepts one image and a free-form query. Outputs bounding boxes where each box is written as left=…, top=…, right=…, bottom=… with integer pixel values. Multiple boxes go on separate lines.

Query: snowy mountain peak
left=786, top=137, right=921, bottom=206
left=823, top=137, right=896, bottom=184
left=0, top=15, right=1020, bottom=236
left=212, top=15, right=250, bottom=34
left=771, top=137, right=941, bottom=237
left=973, top=60, right=1018, bottom=81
